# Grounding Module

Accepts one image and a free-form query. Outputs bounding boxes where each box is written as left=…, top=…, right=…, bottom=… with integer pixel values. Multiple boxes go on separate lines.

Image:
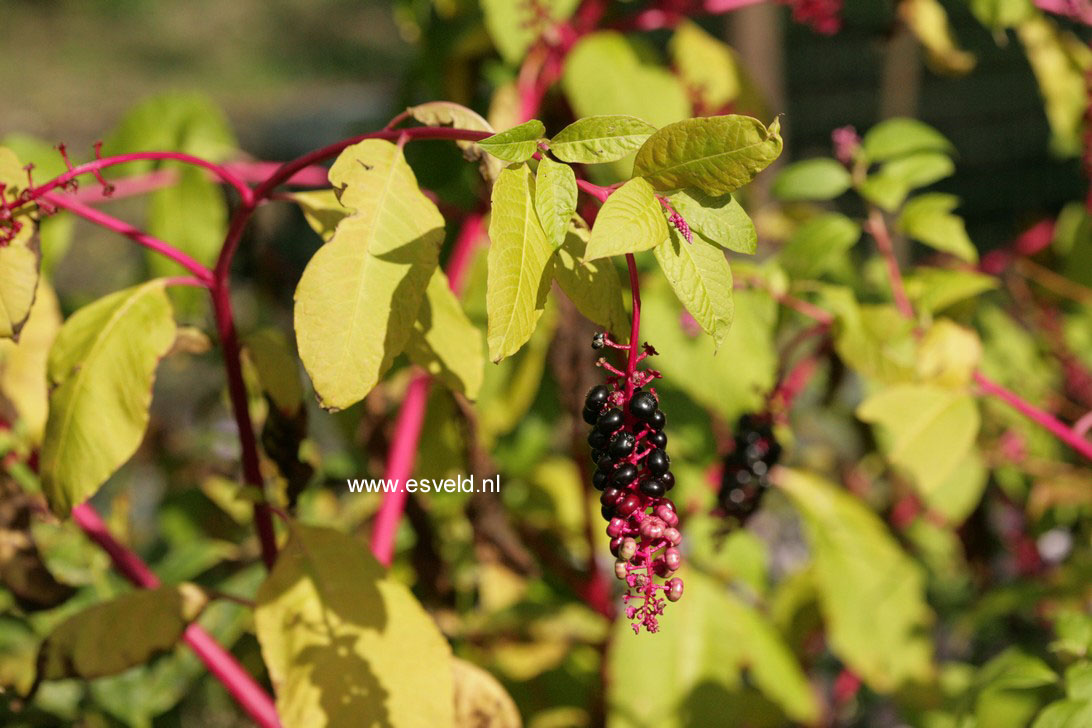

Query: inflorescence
left=717, top=413, right=782, bottom=524
left=584, top=331, right=682, bottom=634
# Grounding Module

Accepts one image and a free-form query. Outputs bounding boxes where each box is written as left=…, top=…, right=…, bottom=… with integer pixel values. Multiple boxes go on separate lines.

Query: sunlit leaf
left=0, top=280, right=59, bottom=443
left=291, top=189, right=348, bottom=242
left=916, top=319, right=982, bottom=388
left=772, top=158, right=852, bottom=202
left=861, top=118, right=953, bottom=163
left=405, top=269, right=484, bottom=399
left=481, top=0, right=580, bottom=64
left=479, top=120, right=546, bottom=163
left=553, top=227, right=630, bottom=339
left=534, top=156, right=577, bottom=249
left=103, top=91, right=236, bottom=173
left=452, top=658, right=521, bottom=728
left=40, top=279, right=176, bottom=515
left=904, top=267, right=998, bottom=314
left=898, top=193, right=977, bottom=263
left=294, top=140, right=443, bottom=410
left=1016, top=15, right=1092, bottom=157
left=670, top=20, right=743, bottom=111
left=585, top=177, right=668, bottom=260
left=899, top=0, right=976, bottom=74
left=549, top=115, right=657, bottom=164
left=665, top=188, right=756, bottom=254
left=653, top=231, right=734, bottom=349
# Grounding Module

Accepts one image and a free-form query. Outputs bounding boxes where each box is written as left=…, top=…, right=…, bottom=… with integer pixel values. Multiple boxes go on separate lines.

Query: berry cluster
left=583, top=332, right=682, bottom=634
left=782, top=0, right=843, bottom=35
left=717, top=413, right=782, bottom=524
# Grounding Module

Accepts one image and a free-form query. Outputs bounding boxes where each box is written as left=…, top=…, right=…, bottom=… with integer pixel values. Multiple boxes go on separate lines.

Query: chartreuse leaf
left=549, top=115, right=657, bottom=164
left=772, top=158, right=852, bottom=202
left=294, top=140, right=443, bottom=410
left=244, top=328, right=303, bottom=416
left=969, top=0, right=1034, bottom=29
left=817, top=286, right=917, bottom=384
left=776, top=213, right=860, bottom=280
left=635, top=115, right=782, bottom=195
left=36, top=584, right=208, bottom=682
left=858, top=383, right=980, bottom=509
left=40, top=280, right=176, bottom=515
left=607, top=568, right=820, bottom=726
left=859, top=152, right=955, bottom=212
left=0, top=281, right=61, bottom=443
left=481, top=0, right=579, bottom=64
left=0, top=147, right=39, bottom=341
left=291, top=189, right=348, bottom=242
left=916, top=319, right=982, bottom=388
left=778, top=469, right=935, bottom=692
left=553, top=228, right=630, bottom=339
left=486, top=164, right=555, bottom=362
left=478, top=120, right=546, bottom=163
left=452, top=658, right=521, bottom=728
left=666, top=188, right=756, bottom=254
left=1017, top=15, right=1092, bottom=157
left=534, top=156, right=577, bottom=249
left=585, top=178, right=668, bottom=260
left=898, top=0, right=976, bottom=74
left=904, top=267, right=998, bottom=313
left=898, top=193, right=977, bottom=263
left=405, top=269, right=484, bottom=399
left=103, top=91, right=236, bottom=173
left=670, top=20, right=744, bottom=110
left=861, top=118, right=953, bottom=163
left=654, top=231, right=734, bottom=349
left=255, top=520, right=454, bottom=728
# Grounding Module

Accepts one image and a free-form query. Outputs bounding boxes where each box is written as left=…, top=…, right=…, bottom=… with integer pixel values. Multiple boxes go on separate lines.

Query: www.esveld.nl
left=346, top=474, right=500, bottom=494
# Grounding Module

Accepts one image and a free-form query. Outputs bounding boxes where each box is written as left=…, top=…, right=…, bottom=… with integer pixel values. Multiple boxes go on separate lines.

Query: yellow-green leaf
left=653, top=231, right=734, bottom=349
left=549, top=115, right=657, bottom=164
left=585, top=177, right=668, bottom=260
left=479, top=120, right=546, bottom=163
left=776, top=213, right=861, bottom=280
left=481, top=0, right=580, bottom=64
left=534, top=156, right=577, bottom=249
left=244, top=328, right=304, bottom=416
left=916, top=318, right=982, bottom=388
left=857, top=383, right=980, bottom=504
left=772, top=158, right=852, bottom=202
left=0, top=280, right=60, bottom=443
left=255, top=521, right=454, bottom=728
left=898, top=193, right=977, bottom=263
left=40, top=280, right=176, bottom=515
left=670, top=20, right=744, bottom=111
left=778, top=469, right=935, bottom=692
left=291, top=189, right=349, bottom=242
left=37, top=583, right=209, bottom=682
left=486, top=164, right=555, bottom=362
left=666, top=188, right=756, bottom=254
left=452, top=658, right=522, bottom=728
left=294, top=140, right=444, bottom=410
left=633, top=115, right=782, bottom=195
left=1017, top=15, right=1092, bottom=157
left=0, top=154, right=39, bottom=339
left=405, top=269, right=484, bottom=399
left=861, top=118, right=953, bottom=163
left=553, top=227, right=630, bottom=339
left=899, top=0, right=976, bottom=74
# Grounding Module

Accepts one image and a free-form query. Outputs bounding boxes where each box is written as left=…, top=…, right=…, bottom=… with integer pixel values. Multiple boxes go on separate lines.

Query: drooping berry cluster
left=583, top=332, right=682, bottom=634
left=717, top=413, right=782, bottom=524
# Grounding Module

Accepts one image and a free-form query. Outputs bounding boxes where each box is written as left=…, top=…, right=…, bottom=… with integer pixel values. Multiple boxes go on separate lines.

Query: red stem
left=867, top=209, right=914, bottom=320
left=71, top=503, right=280, bottom=728
left=624, top=254, right=642, bottom=400
left=973, top=371, right=1092, bottom=462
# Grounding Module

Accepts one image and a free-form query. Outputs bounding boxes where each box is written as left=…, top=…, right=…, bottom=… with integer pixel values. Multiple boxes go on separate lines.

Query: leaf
left=585, top=177, right=668, bottom=260
left=244, top=328, right=304, bottom=416
left=406, top=101, right=501, bottom=180
left=0, top=280, right=61, bottom=443
left=818, top=287, right=917, bottom=384
left=254, top=521, right=454, bottom=728
left=969, top=0, right=1034, bottom=29
left=653, top=231, right=734, bottom=349
left=772, top=158, right=852, bottom=202
left=405, top=269, right=485, bottom=399
left=481, top=0, right=580, bottom=64
left=633, top=115, right=782, bottom=195
left=606, top=568, right=820, bottom=726
left=36, top=584, right=208, bottom=682
left=898, top=193, right=977, bottom=263
left=294, top=140, right=443, bottom=410
left=549, top=115, right=657, bottom=164
left=670, top=20, right=743, bottom=111
left=1016, top=15, right=1092, bottom=157
left=898, top=0, right=976, bottom=75
left=904, top=267, right=998, bottom=313
left=862, top=118, right=953, bottom=163
left=478, top=120, right=546, bottom=163
left=103, top=91, right=236, bottom=173
left=40, top=280, right=176, bottom=515
left=859, top=152, right=955, bottom=212
left=486, top=164, right=555, bottom=362
left=778, top=469, right=935, bottom=692
left=916, top=319, right=982, bottom=388
left=534, top=156, right=577, bottom=249
left=857, top=383, right=980, bottom=506
left=666, top=189, right=756, bottom=254
left=776, top=213, right=861, bottom=280
left=0, top=148, right=39, bottom=340
left=452, top=658, right=522, bottom=728
left=553, top=228, right=630, bottom=339
left=929, top=451, right=988, bottom=524
left=291, top=189, right=349, bottom=242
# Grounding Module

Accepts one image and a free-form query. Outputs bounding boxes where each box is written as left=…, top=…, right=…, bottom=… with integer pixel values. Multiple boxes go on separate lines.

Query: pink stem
left=71, top=503, right=280, bottom=728
left=41, top=192, right=214, bottom=285
left=576, top=179, right=612, bottom=203
left=867, top=209, right=914, bottom=320
left=225, top=161, right=329, bottom=188
left=623, top=254, right=642, bottom=401
left=973, top=371, right=1092, bottom=462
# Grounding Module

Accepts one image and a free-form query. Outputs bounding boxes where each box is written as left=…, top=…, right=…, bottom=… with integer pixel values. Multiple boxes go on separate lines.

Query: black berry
left=601, top=487, right=623, bottom=506
left=647, top=410, right=666, bottom=430
left=601, top=504, right=615, bottom=520
left=661, top=471, right=675, bottom=490
left=592, top=332, right=606, bottom=350
left=582, top=407, right=599, bottom=425
left=640, top=478, right=666, bottom=498
left=646, top=448, right=670, bottom=475
left=629, top=391, right=658, bottom=419
left=588, top=430, right=608, bottom=450
left=610, top=464, right=638, bottom=487
left=597, top=453, right=615, bottom=471
left=592, top=469, right=609, bottom=490
left=647, top=430, right=667, bottom=449
left=596, top=408, right=624, bottom=433
left=609, top=432, right=636, bottom=459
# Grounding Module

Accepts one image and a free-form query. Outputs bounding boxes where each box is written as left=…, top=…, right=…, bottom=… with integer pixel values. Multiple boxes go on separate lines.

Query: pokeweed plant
left=1, top=0, right=1092, bottom=726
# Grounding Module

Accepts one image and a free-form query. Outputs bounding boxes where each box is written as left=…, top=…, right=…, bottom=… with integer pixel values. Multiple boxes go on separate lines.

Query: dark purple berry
left=629, top=391, right=658, bottom=419
left=661, top=471, right=675, bottom=490
left=596, top=408, right=624, bottom=433
left=592, top=469, right=609, bottom=490
left=640, top=478, right=666, bottom=498
left=601, top=504, right=615, bottom=520
left=597, top=453, right=615, bottom=471
left=647, top=430, right=667, bottom=449
left=588, top=429, right=608, bottom=450
left=609, top=536, right=623, bottom=556
left=601, top=487, right=622, bottom=506
left=647, top=409, right=666, bottom=430
left=585, top=384, right=609, bottom=408
left=608, top=432, right=636, bottom=459
left=582, top=407, right=599, bottom=425
left=590, top=448, right=603, bottom=463
left=617, top=494, right=641, bottom=516
left=646, top=448, right=670, bottom=475
left=610, top=464, right=638, bottom=487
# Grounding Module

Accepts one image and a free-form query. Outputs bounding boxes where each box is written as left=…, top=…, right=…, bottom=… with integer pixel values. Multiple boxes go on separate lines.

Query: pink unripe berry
left=617, top=494, right=641, bottom=517
left=665, top=577, right=684, bottom=602
left=607, top=517, right=627, bottom=538
left=615, top=560, right=629, bottom=580
left=639, top=518, right=664, bottom=540
left=653, top=557, right=671, bottom=577
left=619, top=537, right=638, bottom=561
left=663, top=527, right=682, bottom=546
left=664, top=547, right=682, bottom=571
left=655, top=504, right=678, bottom=527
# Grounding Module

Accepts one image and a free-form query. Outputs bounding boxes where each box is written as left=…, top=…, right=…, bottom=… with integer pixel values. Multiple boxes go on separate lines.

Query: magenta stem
left=576, top=179, right=612, bottom=203
left=867, top=209, right=915, bottom=320
left=41, top=192, right=214, bottom=285
left=973, top=371, right=1092, bottom=462
left=623, top=254, right=642, bottom=400
left=71, top=503, right=280, bottom=728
